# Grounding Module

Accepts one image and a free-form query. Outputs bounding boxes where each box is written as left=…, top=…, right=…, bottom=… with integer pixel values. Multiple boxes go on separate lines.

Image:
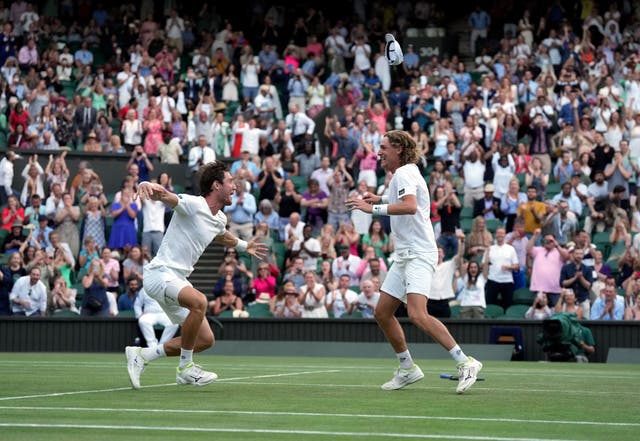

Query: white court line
left=0, top=423, right=604, bottom=441
left=0, top=360, right=636, bottom=379
left=0, top=406, right=637, bottom=427
left=0, top=370, right=339, bottom=402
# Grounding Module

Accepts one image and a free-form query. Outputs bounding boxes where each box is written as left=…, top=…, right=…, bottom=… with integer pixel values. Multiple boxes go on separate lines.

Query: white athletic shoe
left=456, top=357, right=483, bottom=394
left=176, top=362, right=218, bottom=386
left=125, top=346, right=146, bottom=389
left=381, top=365, right=424, bottom=390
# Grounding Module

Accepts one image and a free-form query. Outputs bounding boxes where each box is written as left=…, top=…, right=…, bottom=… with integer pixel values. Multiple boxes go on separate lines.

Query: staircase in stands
left=190, top=243, right=226, bottom=295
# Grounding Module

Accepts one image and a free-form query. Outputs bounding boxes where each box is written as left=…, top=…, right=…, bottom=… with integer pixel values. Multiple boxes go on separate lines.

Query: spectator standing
left=527, top=229, right=569, bottom=307
left=560, top=247, right=595, bottom=319
left=483, top=227, right=519, bottom=310
left=224, top=178, right=257, bottom=241
left=468, top=6, right=491, bottom=56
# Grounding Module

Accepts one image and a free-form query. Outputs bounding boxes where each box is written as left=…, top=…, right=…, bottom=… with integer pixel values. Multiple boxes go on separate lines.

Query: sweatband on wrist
left=235, top=239, right=248, bottom=252
left=380, top=194, right=389, bottom=204
left=372, top=204, right=389, bottom=216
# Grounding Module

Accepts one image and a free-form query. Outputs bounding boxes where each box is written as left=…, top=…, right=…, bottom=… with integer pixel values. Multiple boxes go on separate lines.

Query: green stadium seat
left=52, top=309, right=80, bottom=317
left=513, top=287, right=536, bottom=305
left=450, top=304, right=460, bottom=318
left=504, top=304, right=530, bottom=319
left=460, top=206, right=474, bottom=219
left=485, top=218, right=503, bottom=233
left=117, top=310, right=136, bottom=318
left=460, top=218, right=473, bottom=234
left=484, top=304, right=505, bottom=318
left=290, top=175, right=308, bottom=193
left=246, top=302, right=273, bottom=318
left=546, top=182, right=562, bottom=198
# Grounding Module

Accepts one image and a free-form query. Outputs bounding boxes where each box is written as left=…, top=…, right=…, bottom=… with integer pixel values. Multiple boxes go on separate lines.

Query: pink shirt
left=253, top=275, right=276, bottom=298
left=101, top=258, right=121, bottom=289
left=366, top=109, right=390, bottom=135
left=529, top=247, right=564, bottom=294
left=357, top=150, right=378, bottom=171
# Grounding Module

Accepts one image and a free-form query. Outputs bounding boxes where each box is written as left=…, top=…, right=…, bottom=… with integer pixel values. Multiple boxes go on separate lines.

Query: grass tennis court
left=0, top=353, right=637, bottom=441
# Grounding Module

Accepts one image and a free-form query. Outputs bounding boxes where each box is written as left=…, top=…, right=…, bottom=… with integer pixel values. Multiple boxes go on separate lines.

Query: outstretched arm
left=346, top=194, right=417, bottom=215
left=214, top=230, right=268, bottom=261
left=136, top=181, right=178, bottom=208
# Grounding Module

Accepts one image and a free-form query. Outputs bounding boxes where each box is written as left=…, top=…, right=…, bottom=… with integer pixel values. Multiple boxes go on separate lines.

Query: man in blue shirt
left=224, top=178, right=257, bottom=241
left=590, top=279, right=624, bottom=320
left=468, top=6, right=491, bottom=56
left=560, top=247, right=593, bottom=316
left=30, top=215, right=53, bottom=249
left=117, top=277, right=140, bottom=312
left=74, top=41, right=94, bottom=68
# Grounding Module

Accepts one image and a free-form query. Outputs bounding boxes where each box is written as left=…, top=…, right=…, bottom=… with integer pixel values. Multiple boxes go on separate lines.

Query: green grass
left=0, top=353, right=638, bottom=441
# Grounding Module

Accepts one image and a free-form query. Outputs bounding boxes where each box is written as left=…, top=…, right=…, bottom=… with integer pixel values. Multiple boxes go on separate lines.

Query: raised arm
left=136, top=181, right=179, bottom=209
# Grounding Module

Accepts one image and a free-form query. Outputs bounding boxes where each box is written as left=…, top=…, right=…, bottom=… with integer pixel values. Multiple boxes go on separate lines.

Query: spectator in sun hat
left=473, top=183, right=503, bottom=220
left=3, top=219, right=26, bottom=254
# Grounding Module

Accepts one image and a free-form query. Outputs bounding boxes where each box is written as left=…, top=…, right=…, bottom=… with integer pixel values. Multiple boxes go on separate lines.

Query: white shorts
left=358, top=169, right=378, bottom=188
left=143, top=265, right=191, bottom=325
left=381, top=254, right=435, bottom=303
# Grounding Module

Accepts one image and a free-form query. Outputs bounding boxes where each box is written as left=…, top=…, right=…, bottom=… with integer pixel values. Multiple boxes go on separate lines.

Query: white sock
left=179, top=348, right=193, bottom=368
left=396, top=350, right=414, bottom=369
left=449, top=345, right=469, bottom=363
left=140, top=344, right=166, bottom=362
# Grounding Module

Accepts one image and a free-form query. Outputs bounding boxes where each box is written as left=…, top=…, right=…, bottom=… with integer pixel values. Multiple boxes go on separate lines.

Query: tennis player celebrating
left=126, top=161, right=267, bottom=389
left=347, top=130, right=482, bottom=393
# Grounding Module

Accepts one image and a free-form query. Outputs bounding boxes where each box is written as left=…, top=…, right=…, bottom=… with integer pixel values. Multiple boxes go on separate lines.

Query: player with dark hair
left=125, top=161, right=266, bottom=389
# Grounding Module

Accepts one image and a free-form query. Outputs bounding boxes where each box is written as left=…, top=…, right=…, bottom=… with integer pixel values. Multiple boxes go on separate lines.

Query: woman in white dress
left=299, top=270, right=328, bottom=318
left=221, top=64, right=239, bottom=103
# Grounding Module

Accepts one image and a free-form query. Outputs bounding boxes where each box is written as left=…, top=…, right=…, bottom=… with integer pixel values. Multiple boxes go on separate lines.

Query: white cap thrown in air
left=385, top=33, right=404, bottom=66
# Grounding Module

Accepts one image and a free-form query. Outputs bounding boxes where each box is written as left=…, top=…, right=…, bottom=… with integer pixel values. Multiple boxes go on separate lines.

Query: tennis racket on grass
left=440, top=373, right=485, bottom=381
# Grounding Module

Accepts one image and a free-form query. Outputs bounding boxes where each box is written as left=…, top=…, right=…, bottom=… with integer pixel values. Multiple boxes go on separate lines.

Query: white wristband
left=372, top=204, right=388, bottom=216
left=234, top=239, right=248, bottom=252
left=380, top=194, right=389, bottom=204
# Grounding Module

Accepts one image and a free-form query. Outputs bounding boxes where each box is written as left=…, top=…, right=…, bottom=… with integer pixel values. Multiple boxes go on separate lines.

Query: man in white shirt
left=0, top=150, right=19, bottom=206
left=284, top=212, right=305, bottom=250
left=356, top=278, right=380, bottom=318
left=45, top=182, right=65, bottom=220
left=347, top=130, right=482, bottom=393
left=291, top=224, right=321, bottom=272
left=133, top=285, right=180, bottom=347
left=165, top=9, right=185, bottom=54
left=141, top=194, right=166, bottom=258
left=188, top=135, right=216, bottom=195
left=310, top=156, right=333, bottom=195
left=126, top=162, right=266, bottom=389
left=332, top=244, right=362, bottom=286
left=461, top=145, right=486, bottom=208
left=430, top=233, right=465, bottom=318
left=326, top=274, right=359, bottom=318
left=9, top=267, right=47, bottom=316
left=285, top=103, right=316, bottom=149
left=482, top=226, right=519, bottom=310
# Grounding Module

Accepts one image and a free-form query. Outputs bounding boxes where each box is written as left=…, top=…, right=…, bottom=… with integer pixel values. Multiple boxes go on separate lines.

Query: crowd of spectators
left=0, top=1, right=639, bottom=329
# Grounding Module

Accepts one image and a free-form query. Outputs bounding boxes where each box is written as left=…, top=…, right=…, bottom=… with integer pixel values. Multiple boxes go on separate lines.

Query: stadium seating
left=504, top=304, right=530, bottom=319
left=484, top=304, right=505, bottom=319
left=246, top=302, right=273, bottom=318
left=513, top=287, right=536, bottom=305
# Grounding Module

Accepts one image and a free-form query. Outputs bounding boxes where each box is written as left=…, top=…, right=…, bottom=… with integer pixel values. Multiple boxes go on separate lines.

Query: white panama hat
left=385, top=33, right=404, bottom=66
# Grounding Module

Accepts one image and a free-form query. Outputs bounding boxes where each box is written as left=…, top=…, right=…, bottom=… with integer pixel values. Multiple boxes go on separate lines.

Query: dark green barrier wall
left=0, top=317, right=636, bottom=363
